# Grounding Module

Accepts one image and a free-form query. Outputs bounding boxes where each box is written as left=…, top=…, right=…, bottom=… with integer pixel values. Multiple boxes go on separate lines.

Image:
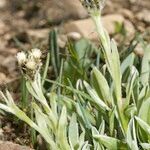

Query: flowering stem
left=91, top=11, right=128, bottom=135
left=42, top=52, right=51, bottom=85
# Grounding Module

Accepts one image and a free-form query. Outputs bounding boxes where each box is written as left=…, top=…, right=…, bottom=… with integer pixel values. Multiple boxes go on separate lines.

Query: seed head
left=16, top=52, right=26, bottom=65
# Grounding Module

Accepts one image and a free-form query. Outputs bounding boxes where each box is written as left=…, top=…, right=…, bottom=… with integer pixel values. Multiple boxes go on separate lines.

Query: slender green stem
left=42, top=52, right=51, bottom=85
left=21, top=76, right=29, bottom=108
left=30, top=100, right=36, bottom=147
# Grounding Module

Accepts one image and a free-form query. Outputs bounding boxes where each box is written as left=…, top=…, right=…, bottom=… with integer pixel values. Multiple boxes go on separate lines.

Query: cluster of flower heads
left=80, top=0, right=106, bottom=12
left=16, top=48, right=42, bottom=79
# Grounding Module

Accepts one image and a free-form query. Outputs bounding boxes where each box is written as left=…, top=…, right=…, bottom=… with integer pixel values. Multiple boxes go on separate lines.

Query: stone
left=27, top=28, right=49, bottom=40
left=57, top=35, right=67, bottom=48
left=119, top=9, right=134, bottom=20
left=43, top=0, right=88, bottom=24
left=102, top=14, right=125, bottom=34
left=2, top=56, right=16, bottom=73
left=0, top=141, right=33, bottom=150
left=63, top=0, right=88, bottom=19
left=63, top=18, right=98, bottom=42
left=0, top=55, right=5, bottom=62
left=136, top=9, right=150, bottom=24
left=63, top=14, right=135, bottom=42
left=124, top=20, right=135, bottom=38
left=134, top=44, right=144, bottom=57
left=0, top=21, right=9, bottom=35
left=67, top=32, right=82, bottom=41
left=0, top=0, right=6, bottom=9
left=0, top=72, right=6, bottom=84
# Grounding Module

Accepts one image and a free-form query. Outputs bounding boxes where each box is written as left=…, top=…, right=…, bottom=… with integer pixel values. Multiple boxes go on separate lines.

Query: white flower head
left=16, top=51, right=26, bottom=65
left=25, top=60, right=36, bottom=70
left=31, top=48, right=42, bottom=59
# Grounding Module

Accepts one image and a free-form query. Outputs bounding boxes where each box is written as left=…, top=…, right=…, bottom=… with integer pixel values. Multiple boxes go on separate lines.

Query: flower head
left=25, top=60, right=36, bottom=70
left=31, top=48, right=42, bottom=59
left=16, top=48, right=42, bottom=80
left=80, top=0, right=106, bottom=13
left=16, top=52, right=26, bottom=65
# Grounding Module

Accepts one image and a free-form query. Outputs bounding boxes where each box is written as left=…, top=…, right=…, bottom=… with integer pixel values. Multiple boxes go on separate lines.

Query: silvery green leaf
left=49, top=93, right=58, bottom=119
left=124, top=104, right=137, bottom=118
left=81, top=141, right=90, bottom=150
left=59, top=95, right=76, bottom=111
left=135, top=116, right=150, bottom=135
left=84, top=81, right=110, bottom=111
left=69, top=113, right=79, bottom=149
left=0, top=91, right=57, bottom=149
left=57, top=106, right=70, bottom=150
left=92, top=126, right=104, bottom=150
left=99, top=119, right=105, bottom=134
left=26, top=80, right=49, bottom=109
left=93, top=134, right=126, bottom=150
left=32, top=103, right=58, bottom=149
left=91, top=67, right=112, bottom=105
left=125, top=66, right=139, bottom=107
left=33, top=103, right=49, bottom=130
left=76, top=103, right=91, bottom=129
left=127, top=118, right=138, bottom=150
left=0, top=103, right=13, bottom=113
left=109, top=107, right=115, bottom=136
left=137, top=85, right=149, bottom=111
left=110, top=39, right=122, bottom=102
left=141, top=44, right=150, bottom=85
left=140, top=143, right=150, bottom=149
left=26, top=74, right=50, bottom=112
left=121, top=53, right=135, bottom=75
left=138, top=97, right=150, bottom=125
left=78, top=131, right=86, bottom=150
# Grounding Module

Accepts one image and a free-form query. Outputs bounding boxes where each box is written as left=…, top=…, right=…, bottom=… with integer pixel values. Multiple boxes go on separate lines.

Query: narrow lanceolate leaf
left=99, top=119, right=105, bottom=135
left=78, top=131, right=86, bottom=150
left=141, top=44, right=150, bottom=85
left=121, top=53, right=135, bottom=75
left=69, top=114, right=79, bottom=149
left=92, top=126, right=99, bottom=147
left=0, top=92, right=58, bottom=149
left=49, top=29, right=60, bottom=77
left=127, top=118, right=138, bottom=150
left=110, top=40, right=122, bottom=102
left=33, top=103, right=50, bottom=131
left=57, top=106, right=70, bottom=150
left=140, top=143, right=150, bottom=149
left=138, top=97, right=150, bottom=125
left=49, top=93, right=58, bottom=119
left=125, top=66, right=138, bottom=108
left=26, top=74, right=48, bottom=107
left=102, top=39, right=122, bottom=103
left=32, top=103, right=57, bottom=149
left=81, top=141, right=90, bottom=150
left=76, top=103, right=91, bottom=129
left=91, top=67, right=112, bottom=105
left=135, top=116, right=150, bottom=135
left=84, top=81, right=110, bottom=111
left=93, top=134, right=127, bottom=150
left=109, top=107, right=115, bottom=136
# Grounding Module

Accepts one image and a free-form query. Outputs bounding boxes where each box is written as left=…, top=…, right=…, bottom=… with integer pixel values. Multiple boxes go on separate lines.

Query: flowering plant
left=0, top=0, right=150, bottom=149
